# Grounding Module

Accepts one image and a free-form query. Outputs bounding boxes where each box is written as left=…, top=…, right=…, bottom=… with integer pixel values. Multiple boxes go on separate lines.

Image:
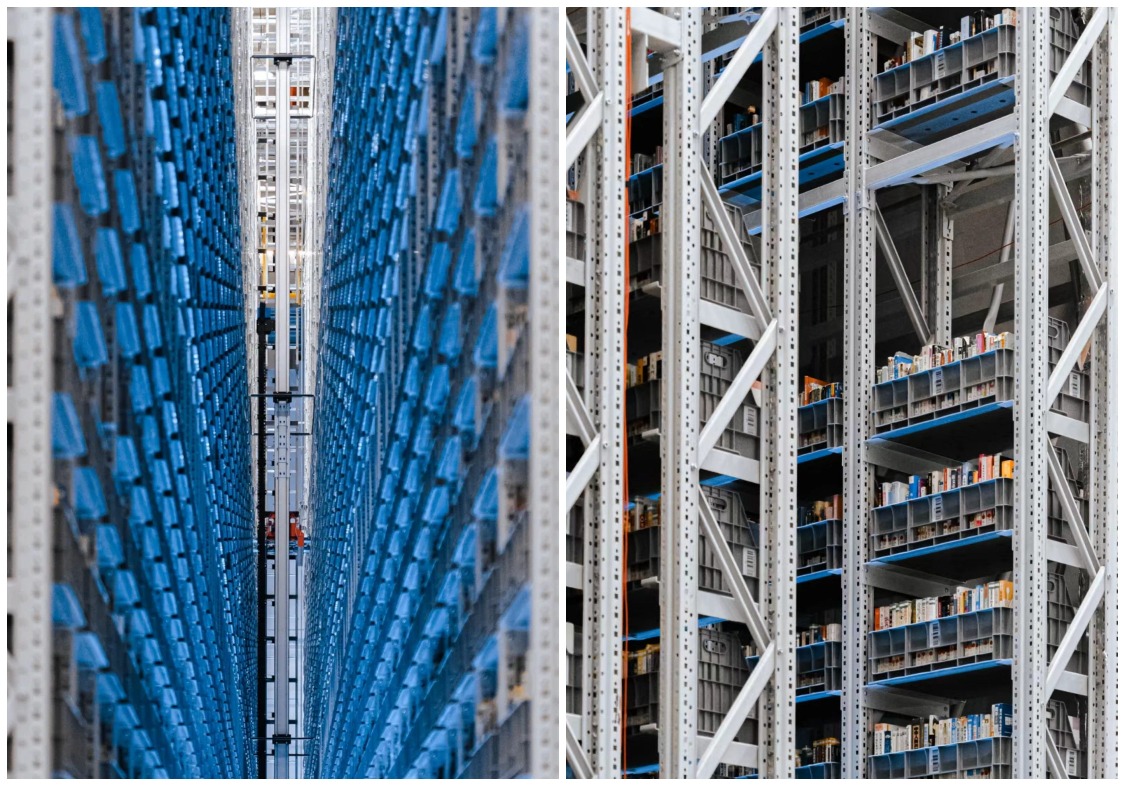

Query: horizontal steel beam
left=866, top=116, right=1016, bottom=190
left=630, top=8, right=681, bottom=51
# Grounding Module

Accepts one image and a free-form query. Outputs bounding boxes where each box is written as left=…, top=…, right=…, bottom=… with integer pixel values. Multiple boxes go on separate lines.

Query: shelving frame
left=567, top=6, right=1117, bottom=779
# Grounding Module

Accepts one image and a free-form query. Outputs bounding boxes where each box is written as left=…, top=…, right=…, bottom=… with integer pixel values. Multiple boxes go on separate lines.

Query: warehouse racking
left=9, top=8, right=255, bottom=778
left=565, top=6, right=1116, bottom=779
left=301, top=8, right=559, bottom=779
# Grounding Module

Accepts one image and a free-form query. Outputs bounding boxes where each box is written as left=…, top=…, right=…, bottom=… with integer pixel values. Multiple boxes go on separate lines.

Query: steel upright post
left=1012, top=7, right=1050, bottom=779
left=841, top=7, right=875, bottom=776
left=659, top=6, right=701, bottom=779
left=7, top=7, right=54, bottom=779
left=758, top=9, right=800, bottom=777
left=1088, top=8, right=1118, bottom=780
left=583, top=7, right=626, bottom=778
left=527, top=7, right=561, bottom=777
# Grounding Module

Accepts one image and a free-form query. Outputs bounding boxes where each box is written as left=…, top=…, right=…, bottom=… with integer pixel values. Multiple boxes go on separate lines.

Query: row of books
left=796, top=737, right=841, bottom=767
left=631, top=147, right=663, bottom=174
left=628, top=208, right=660, bottom=243
left=881, top=10, right=1017, bottom=73
left=873, top=579, right=1014, bottom=631
left=802, top=76, right=843, bottom=104
left=872, top=704, right=1013, bottom=755
left=798, top=623, right=842, bottom=647
left=627, top=643, right=660, bottom=676
left=800, top=495, right=842, bottom=525
left=625, top=351, right=663, bottom=389
left=801, top=376, right=843, bottom=406
left=878, top=455, right=1014, bottom=506
left=627, top=497, right=660, bottom=533
left=875, top=331, right=1014, bottom=383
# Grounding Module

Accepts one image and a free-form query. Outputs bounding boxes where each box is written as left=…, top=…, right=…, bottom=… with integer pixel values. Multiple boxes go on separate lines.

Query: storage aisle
left=7, top=7, right=558, bottom=779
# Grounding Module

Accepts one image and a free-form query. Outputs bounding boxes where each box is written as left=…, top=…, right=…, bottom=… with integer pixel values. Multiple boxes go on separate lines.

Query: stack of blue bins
left=306, top=8, right=534, bottom=779
left=49, top=8, right=254, bottom=778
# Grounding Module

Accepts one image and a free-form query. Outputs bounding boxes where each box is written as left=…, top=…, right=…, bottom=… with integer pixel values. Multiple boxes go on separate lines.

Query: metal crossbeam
left=630, top=8, right=681, bottom=51
left=566, top=98, right=603, bottom=169
left=699, top=491, right=768, bottom=647
left=699, top=7, right=777, bottom=129
left=867, top=116, right=1015, bottom=190
left=565, top=17, right=597, bottom=103
left=1045, top=441, right=1100, bottom=577
left=1045, top=568, right=1106, bottom=697
left=1047, top=153, right=1103, bottom=291
left=565, top=719, right=594, bottom=780
left=699, top=152, right=771, bottom=328
left=1046, top=282, right=1107, bottom=405
left=565, top=371, right=596, bottom=445
left=695, top=643, right=775, bottom=779
left=873, top=205, right=931, bottom=343
left=1048, top=7, right=1106, bottom=115
left=565, top=437, right=600, bottom=512
left=698, top=319, right=776, bottom=460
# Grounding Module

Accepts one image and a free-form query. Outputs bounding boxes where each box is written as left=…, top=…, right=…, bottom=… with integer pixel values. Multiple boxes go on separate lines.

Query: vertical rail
left=527, top=7, right=560, bottom=777
left=584, top=7, right=625, bottom=777
left=841, top=8, right=874, bottom=776
left=1089, top=9, right=1118, bottom=779
left=273, top=7, right=292, bottom=778
left=7, top=7, right=54, bottom=779
left=659, top=7, right=701, bottom=779
left=1012, top=7, right=1050, bottom=779
left=759, top=9, right=799, bottom=777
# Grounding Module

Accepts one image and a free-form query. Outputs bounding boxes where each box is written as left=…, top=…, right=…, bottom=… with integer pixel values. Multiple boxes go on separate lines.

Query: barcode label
left=935, top=51, right=946, bottom=78
left=1068, top=372, right=1081, bottom=399
left=933, top=367, right=944, bottom=395
left=929, top=621, right=941, bottom=647
left=742, top=547, right=758, bottom=578
left=1065, top=748, right=1078, bottom=777
left=743, top=406, right=758, bottom=436
left=928, top=747, right=941, bottom=775
left=931, top=495, right=943, bottom=521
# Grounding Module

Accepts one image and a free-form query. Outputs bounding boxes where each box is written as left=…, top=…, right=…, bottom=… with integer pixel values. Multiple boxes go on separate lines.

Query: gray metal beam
left=659, top=7, right=701, bottom=777
left=7, top=8, right=54, bottom=778
left=758, top=9, right=799, bottom=777
left=873, top=204, right=931, bottom=344
left=1012, top=9, right=1051, bottom=777
left=841, top=9, right=875, bottom=776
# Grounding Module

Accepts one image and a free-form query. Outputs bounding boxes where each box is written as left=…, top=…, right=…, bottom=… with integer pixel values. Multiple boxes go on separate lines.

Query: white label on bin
left=931, top=495, right=943, bottom=521
left=743, top=406, right=758, bottom=436
left=932, top=367, right=944, bottom=395
left=705, top=351, right=726, bottom=369
left=935, top=51, right=946, bottom=78
left=1069, top=715, right=1081, bottom=748
left=929, top=620, right=941, bottom=648
left=928, top=748, right=941, bottom=775
left=742, top=547, right=758, bottom=578
left=1068, top=372, right=1081, bottom=399
left=1065, top=748, right=1078, bottom=777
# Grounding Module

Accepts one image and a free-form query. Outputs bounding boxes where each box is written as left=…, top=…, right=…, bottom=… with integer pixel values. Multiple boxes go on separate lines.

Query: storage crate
left=874, top=12, right=1092, bottom=128
left=871, top=478, right=1013, bottom=558
left=627, top=340, right=760, bottom=461
left=566, top=503, right=583, bottom=566
left=872, top=348, right=1014, bottom=434
left=868, top=736, right=1012, bottom=779
left=797, top=518, right=843, bottom=575
left=868, top=607, right=1013, bottom=681
left=1047, top=572, right=1089, bottom=676
left=565, top=199, right=585, bottom=261
left=719, top=93, right=845, bottom=181
left=800, top=7, right=843, bottom=33
left=626, top=627, right=753, bottom=741
left=629, top=205, right=758, bottom=316
left=1047, top=445, right=1087, bottom=542
left=796, top=640, right=842, bottom=695
left=798, top=396, right=843, bottom=454
left=1046, top=697, right=1086, bottom=777
left=626, top=487, right=758, bottom=595
left=566, top=625, right=582, bottom=716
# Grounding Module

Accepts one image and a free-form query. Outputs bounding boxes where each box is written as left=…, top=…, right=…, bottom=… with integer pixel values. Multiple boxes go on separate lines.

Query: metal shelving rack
left=8, top=8, right=255, bottom=778
left=565, top=6, right=1117, bottom=779
left=303, top=8, right=558, bottom=778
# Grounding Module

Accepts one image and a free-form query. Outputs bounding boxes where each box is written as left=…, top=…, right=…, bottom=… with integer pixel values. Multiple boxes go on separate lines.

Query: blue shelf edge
left=868, top=529, right=1012, bottom=566
left=796, top=689, right=842, bottom=704
left=797, top=567, right=842, bottom=585
left=866, top=658, right=1012, bottom=689
left=797, top=446, right=843, bottom=465
left=868, top=400, right=1013, bottom=442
